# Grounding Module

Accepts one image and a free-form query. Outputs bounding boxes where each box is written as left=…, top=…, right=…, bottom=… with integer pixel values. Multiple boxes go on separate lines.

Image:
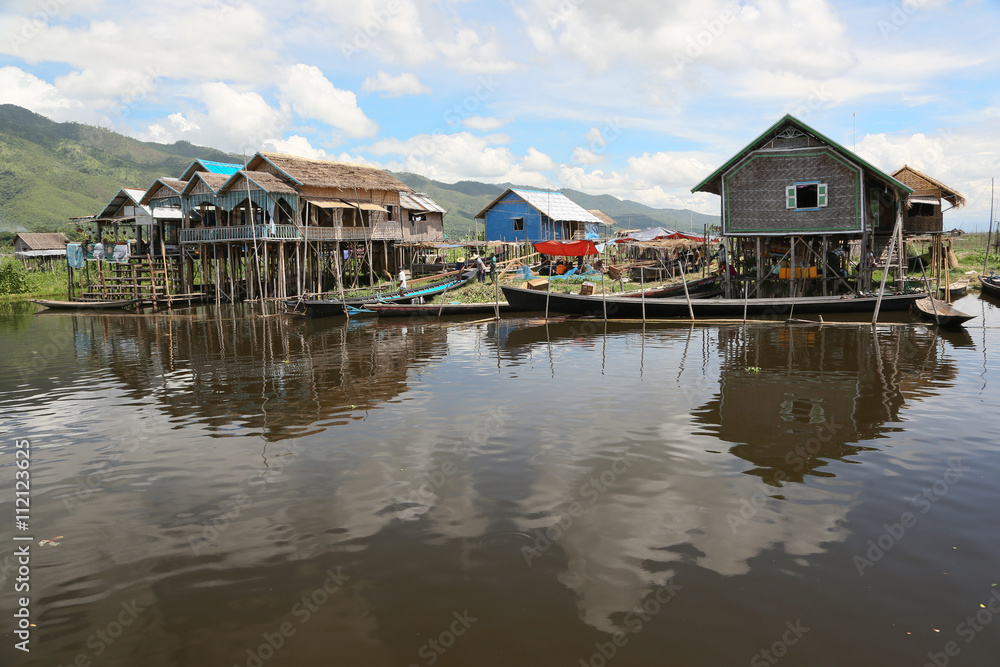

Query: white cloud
left=278, top=64, right=377, bottom=139
left=320, top=0, right=436, bottom=66
left=627, top=152, right=717, bottom=189
left=0, top=5, right=278, bottom=85
left=264, top=135, right=329, bottom=160
left=433, top=27, right=518, bottom=74
left=463, top=116, right=508, bottom=132
left=523, top=147, right=556, bottom=172
left=365, top=131, right=552, bottom=187
left=0, top=66, right=94, bottom=123
left=361, top=71, right=431, bottom=98
left=518, top=0, right=856, bottom=79
left=572, top=147, right=604, bottom=165
left=142, top=82, right=287, bottom=153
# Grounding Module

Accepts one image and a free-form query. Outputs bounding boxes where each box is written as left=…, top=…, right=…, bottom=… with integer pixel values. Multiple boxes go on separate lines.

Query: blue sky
left=1, top=0, right=998, bottom=228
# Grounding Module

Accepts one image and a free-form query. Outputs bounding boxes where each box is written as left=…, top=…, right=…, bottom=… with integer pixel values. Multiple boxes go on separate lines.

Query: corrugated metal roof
left=400, top=192, right=446, bottom=213
left=14, top=233, right=68, bottom=250
left=510, top=189, right=603, bottom=224
left=98, top=188, right=152, bottom=219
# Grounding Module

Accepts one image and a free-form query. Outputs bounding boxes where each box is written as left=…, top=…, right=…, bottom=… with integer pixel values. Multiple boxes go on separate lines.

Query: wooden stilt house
left=692, top=114, right=915, bottom=298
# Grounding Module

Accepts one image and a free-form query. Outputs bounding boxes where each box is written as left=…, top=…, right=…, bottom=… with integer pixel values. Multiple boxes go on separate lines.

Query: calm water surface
left=2, top=295, right=1000, bottom=666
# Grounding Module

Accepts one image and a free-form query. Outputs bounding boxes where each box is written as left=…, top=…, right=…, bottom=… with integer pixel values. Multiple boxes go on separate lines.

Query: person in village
left=714, top=242, right=727, bottom=274
left=475, top=254, right=486, bottom=282
left=398, top=267, right=407, bottom=291
left=489, top=253, right=497, bottom=283
left=826, top=243, right=848, bottom=277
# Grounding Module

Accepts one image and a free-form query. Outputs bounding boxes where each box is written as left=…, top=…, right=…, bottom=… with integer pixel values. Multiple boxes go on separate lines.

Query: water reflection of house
left=71, top=315, right=450, bottom=441
left=692, top=326, right=957, bottom=483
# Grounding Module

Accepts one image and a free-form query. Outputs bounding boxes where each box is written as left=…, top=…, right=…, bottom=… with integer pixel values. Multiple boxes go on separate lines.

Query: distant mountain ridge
left=0, top=104, right=718, bottom=239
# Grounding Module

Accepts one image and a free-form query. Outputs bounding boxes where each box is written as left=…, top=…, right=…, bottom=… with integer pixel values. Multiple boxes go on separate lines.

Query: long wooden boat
left=33, top=298, right=138, bottom=310
left=288, top=270, right=478, bottom=318
left=500, top=285, right=927, bottom=319
left=618, top=275, right=720, bottom=298
left=366, top=302, right=512, bottom=317
left=979, top=275, right=1000, bottom=299
left=912, top=297, right=975, bottom=328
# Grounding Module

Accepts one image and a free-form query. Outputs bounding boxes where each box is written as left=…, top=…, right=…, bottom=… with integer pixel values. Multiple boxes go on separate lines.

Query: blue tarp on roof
left=199, top=160, right=242, bottom=175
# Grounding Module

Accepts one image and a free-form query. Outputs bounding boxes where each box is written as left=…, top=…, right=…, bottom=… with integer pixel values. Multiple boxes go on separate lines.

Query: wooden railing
left=180, top=225, right=300, bottom=244
left=298, top=223, right=402, bottom=241
left=180, top=223, right=403, bottom=243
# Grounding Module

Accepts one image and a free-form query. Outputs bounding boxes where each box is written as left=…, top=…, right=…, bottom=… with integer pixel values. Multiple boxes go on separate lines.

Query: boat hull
left=618, top=275, right=720, bottom=298
left=33, top=299, right=138, bottom=310
left=912, top=297, right=975, bottom=327
left=501, top=285, right=927, bottom=319
left=979, top=275, right=1000, bottom=299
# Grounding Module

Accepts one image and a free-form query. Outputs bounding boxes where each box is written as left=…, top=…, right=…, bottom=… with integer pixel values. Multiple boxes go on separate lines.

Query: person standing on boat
left=475, top=254, right=486, bottom=282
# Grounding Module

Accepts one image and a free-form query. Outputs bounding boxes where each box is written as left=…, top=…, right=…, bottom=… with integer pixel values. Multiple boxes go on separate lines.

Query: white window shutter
left=817, top=183, right=828, bottom=207
left=786, top=186, right=796, bottom=209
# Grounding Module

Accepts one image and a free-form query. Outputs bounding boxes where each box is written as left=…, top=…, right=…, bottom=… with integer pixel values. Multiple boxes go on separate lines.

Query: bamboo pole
left=680, top=257, right=694, bottom=319
left=640, top=260, right=646, bottom=323
left=984, top=178, right=994, bottom=275
left=873, top=211, right=903, bottom=324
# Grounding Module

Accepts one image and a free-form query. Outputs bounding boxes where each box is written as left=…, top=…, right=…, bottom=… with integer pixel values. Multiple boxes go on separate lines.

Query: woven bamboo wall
left=723, top=150, right=861, bottom=235
left=904, top=212, right=943, bottom=233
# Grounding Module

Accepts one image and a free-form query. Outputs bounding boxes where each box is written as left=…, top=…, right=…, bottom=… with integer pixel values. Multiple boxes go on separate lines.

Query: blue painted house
left=476, top=188, right=608, bottom=242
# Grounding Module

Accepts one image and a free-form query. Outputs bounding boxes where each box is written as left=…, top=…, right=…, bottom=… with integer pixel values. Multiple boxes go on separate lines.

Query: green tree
left=0, top=257, right=30, bottom=295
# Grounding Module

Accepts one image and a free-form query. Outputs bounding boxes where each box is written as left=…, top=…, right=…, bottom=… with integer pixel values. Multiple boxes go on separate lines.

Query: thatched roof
left=250, top=152, right=412, bottom=193
left=892, top=165, right=965, bottom=209
left=588, top=209, right=617, bottom=226
left=182, top=171, right=231, bottom=195
left=141, top=178, right=188, bottom=205
left=14, top=232, right=68, bottom=250
left=218, top=170, right=298, bottom=196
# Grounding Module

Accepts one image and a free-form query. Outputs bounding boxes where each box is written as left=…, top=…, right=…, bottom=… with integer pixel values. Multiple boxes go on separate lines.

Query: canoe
left=366, top=302, right=512, bottom=317
left=33, top=298, right=138, bottom=310
left=500, top=285, right=927, bottom=319
left=287, top=269, right=478, bottom=318
left=618, top=275, right=720, bottom=299
left=979, top=275, right=1000, bottom=299
left=938, top=280, right=969, bottom=298
left=912, top=297, right=975, bottom=328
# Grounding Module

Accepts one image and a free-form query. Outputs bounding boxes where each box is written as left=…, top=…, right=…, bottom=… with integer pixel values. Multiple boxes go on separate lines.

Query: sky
left=0, top=0, right=998, bottom=229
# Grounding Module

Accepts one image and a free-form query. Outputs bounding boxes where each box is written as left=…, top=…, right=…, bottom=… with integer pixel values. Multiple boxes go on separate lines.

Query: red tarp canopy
left=533, top=240, right=599, bottom=256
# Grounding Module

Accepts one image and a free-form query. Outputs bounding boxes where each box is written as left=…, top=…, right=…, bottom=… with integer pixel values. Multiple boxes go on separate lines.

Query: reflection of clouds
left=515, top=412, right=857, bottom=634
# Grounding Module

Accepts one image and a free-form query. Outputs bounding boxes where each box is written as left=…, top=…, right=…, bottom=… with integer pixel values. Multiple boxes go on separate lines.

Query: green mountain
left=391, top=173, right=718, bottom=240
left=0, top=103, right=718, bottom=240
left=0, top=104, right=239, bottom=234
